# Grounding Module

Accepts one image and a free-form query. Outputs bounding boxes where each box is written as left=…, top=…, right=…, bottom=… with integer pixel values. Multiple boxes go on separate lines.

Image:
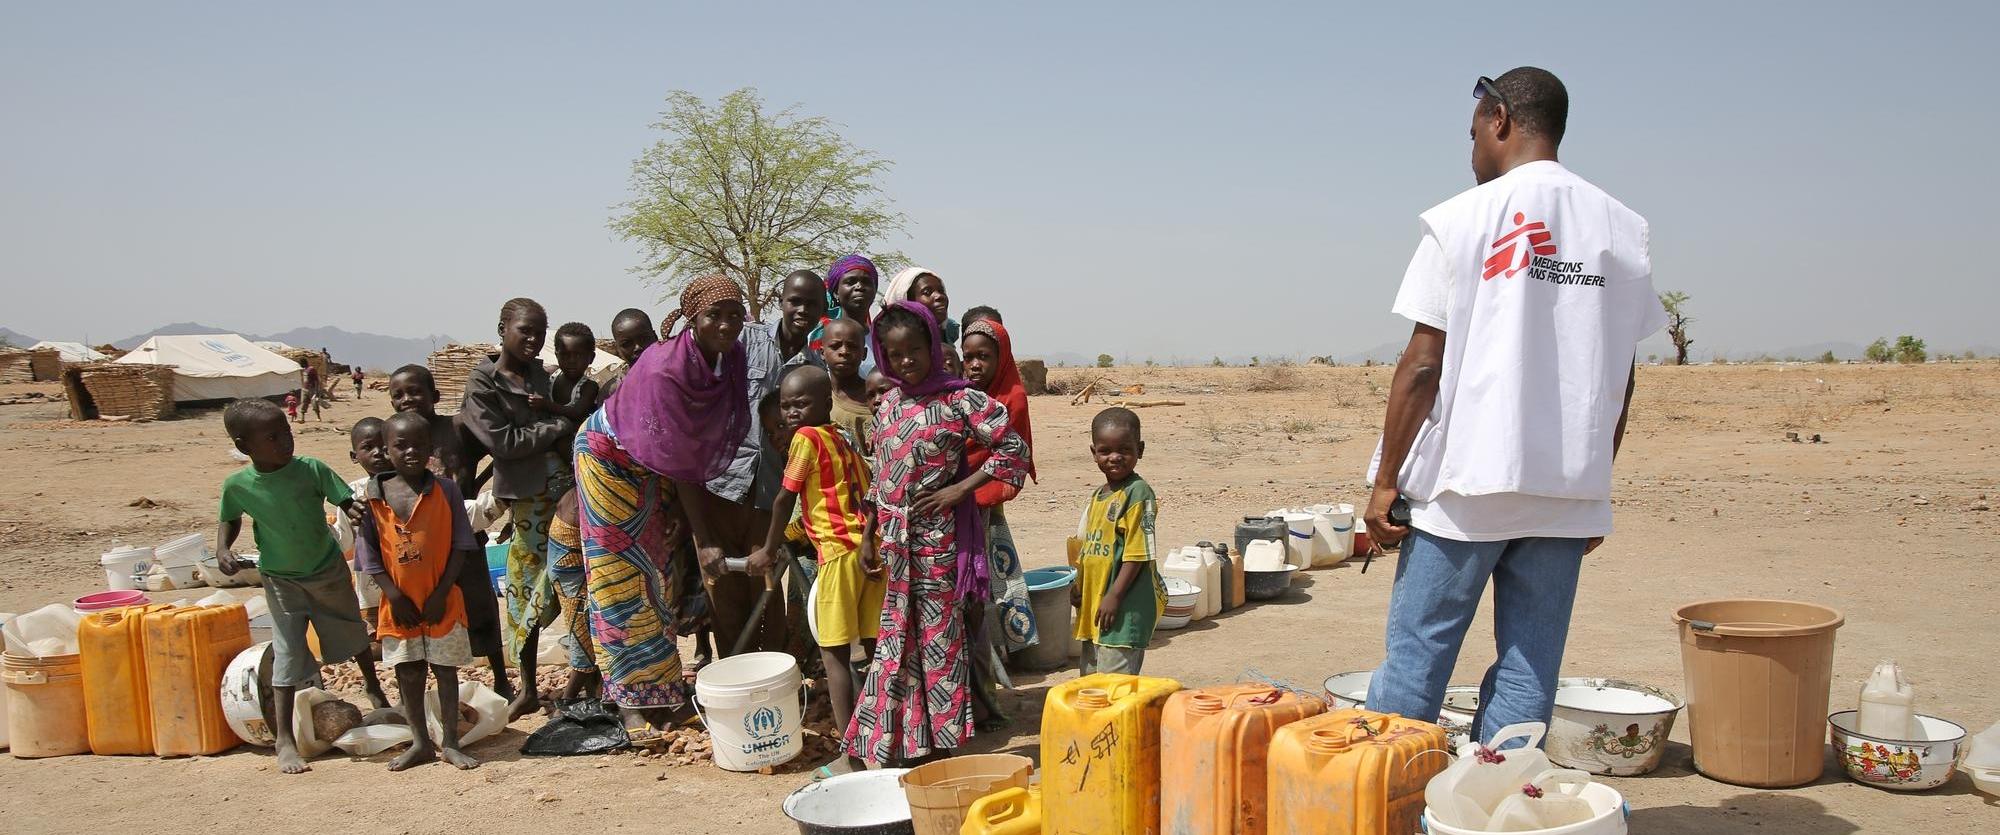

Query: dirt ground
left=1, top=362, right=1995, bottom=834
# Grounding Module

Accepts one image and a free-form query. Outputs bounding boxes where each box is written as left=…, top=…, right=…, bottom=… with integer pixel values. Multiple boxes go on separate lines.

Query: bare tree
left=1660, top=291, right=1693, bottom=365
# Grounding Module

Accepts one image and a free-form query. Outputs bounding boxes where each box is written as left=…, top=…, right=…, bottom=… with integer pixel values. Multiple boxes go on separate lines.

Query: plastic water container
left=220, top=643, right=276, bottom=746
left=3, top=652, right=89, bottom=758
left=1018, top=567, right=1075, bottom=671
left=1267, top=708, right=1451, bottom=835
left=1306, top=504, right=1355, bottom=567
left=1161, top=684, right=1328, bottom=834
left=962, top=785, right=1041, bottom=835
left=1424, top=782, right=1629, bottom=835
left=1160, top=546, right=1221, bottom=620
left=1858, top=660, right=1918, bottom=740
left=100, top=544, right=152, bottom=591
left=1212, top=542, right=1243, bottom=612
left=899, top=753, right=1032, bottom=835
left=1270, top=510, right=1315, bottom=569
left=79, top=604, right=171, bottom=754
left=1424, top=723, right=1553, bottom=829
left=1234, top=516, right=1287, bottom=563
left=1041, top=674, right=1182, bottom=835
left=1486, top=769, right=1598, bottom=831
left=143, top=604, right=252, bottom=756
left=694, top=651, right=804, bottom=771
left=1243, top=539, right=1288, bottom=572
left=151, top=533, right=207, bottom=590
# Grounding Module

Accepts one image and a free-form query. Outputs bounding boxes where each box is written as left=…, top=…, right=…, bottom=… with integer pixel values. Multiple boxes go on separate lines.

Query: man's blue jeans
left=1365, top=528, right=1587, bottom=747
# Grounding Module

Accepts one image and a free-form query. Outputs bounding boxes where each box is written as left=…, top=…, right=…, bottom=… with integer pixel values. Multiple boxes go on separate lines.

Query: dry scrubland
left=1, top=362, right=1995, bottom=833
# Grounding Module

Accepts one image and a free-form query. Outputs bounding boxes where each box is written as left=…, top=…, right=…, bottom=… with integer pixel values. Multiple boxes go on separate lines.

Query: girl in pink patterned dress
left=844, top=301, right=1029, bottom=765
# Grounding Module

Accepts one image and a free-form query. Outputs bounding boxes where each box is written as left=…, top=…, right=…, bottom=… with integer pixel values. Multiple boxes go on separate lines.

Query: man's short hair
left=1484, top=66, right=1568, bottom=144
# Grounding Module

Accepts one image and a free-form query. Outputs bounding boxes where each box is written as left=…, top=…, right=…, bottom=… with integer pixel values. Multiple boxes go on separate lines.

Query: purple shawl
left=871, top=300, right=989, bottom=602
left=603, top=329, right=750, bottom=482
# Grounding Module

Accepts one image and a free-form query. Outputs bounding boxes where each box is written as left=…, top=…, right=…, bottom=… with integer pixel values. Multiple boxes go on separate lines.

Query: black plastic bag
left=520, top=699, right=629, bottom=756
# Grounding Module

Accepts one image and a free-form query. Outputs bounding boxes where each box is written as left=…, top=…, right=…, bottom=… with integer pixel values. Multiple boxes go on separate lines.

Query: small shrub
left=1095, top=353, right=1113, bottom=368
left=1210, top=356, right=1225, bottom=367
left=1864, top=338, right=1893, bottom=363
left=1247, top=365, right=1300, bottom=392
left=1818, top=351, right=1838, bottom=364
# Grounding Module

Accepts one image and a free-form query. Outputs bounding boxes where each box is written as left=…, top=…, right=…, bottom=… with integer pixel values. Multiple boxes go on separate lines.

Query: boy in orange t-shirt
left=354, top=413, right=480, bottom=771
left=750, top=367, right=881, bottom=777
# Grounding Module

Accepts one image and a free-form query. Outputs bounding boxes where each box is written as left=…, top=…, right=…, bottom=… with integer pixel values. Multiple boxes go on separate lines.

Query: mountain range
left=104, top=322, right=457, bottom=371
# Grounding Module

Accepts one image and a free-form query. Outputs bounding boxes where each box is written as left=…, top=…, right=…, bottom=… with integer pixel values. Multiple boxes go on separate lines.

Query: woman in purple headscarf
left=807, top=254, right=880, bottom=375
left=844, top=301, right=1030, bottom=765
left=575, top=275, right=750, bottom=730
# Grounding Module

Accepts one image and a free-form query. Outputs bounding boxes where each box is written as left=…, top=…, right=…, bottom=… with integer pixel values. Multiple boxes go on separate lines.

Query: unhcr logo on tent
left=200, top=339, right=254, bottom=366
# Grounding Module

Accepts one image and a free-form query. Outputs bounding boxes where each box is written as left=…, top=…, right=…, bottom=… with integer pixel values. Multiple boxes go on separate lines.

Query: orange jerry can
left=1267, top=709, right=1450, bottom=835
left=1041, top=673, right=1182, bottom=835
left=142, top=604, right=252, bottom=756
left=961, top=786, right=1040, bottom=835
left=1161, top=684, right=1327, bottom=835
left=78, top=604, right=173, bottom=754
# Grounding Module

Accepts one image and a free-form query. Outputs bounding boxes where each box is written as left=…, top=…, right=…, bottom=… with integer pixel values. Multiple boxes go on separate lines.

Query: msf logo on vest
left=1484, top=212, right=1557, bottom=280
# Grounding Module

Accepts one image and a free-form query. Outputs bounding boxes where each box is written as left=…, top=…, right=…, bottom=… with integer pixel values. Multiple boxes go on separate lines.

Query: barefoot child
left=329, top=417, right=393, bottom=708
left=845, top=302, right=1028, bottom=766
left=461, top=298, right=571, bottom=721
left=353, top=413, right=481, bottom=771
left=750, top=367, right=883, bottom=775
left=389, top=364, right=512, bottom=702
left=214, top=398, right=374, bottom=774
left=1074, top=407, right=1163, bottom=675
left=820, top=318, right=874, bottom=454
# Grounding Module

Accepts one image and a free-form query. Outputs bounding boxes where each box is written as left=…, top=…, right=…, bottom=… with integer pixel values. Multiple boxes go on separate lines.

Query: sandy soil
left=1, top=362, right=1995, bottom=834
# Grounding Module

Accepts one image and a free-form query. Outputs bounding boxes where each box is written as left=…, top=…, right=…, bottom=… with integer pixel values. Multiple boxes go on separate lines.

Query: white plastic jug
left=1243, top=539, right=1288, bottom=572
left=1486, top=769, right=1597, bottom=832
left=1424, top=722, right=1553, bottom=829
left=1160, top=546, right=1221, bottom=620
left=1306, top=504, right=1356, bottom=567
left=1857, top=660, right=1917, bottom=740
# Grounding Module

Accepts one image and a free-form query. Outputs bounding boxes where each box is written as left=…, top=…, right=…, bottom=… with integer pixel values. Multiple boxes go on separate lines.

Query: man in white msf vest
left=1363, top=66, right=1667, bottom=746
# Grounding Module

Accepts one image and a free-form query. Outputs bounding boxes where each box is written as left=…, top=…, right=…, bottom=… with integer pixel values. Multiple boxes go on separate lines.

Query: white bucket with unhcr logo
left=695, top=651, right=805, bottom=771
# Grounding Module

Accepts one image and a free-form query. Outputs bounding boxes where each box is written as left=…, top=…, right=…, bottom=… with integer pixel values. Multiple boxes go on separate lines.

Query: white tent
left=253, top=340, right=298, bottom=354
left=114, top=333, right=302, bottom=402
left=30, top=341, right=108, bottom=363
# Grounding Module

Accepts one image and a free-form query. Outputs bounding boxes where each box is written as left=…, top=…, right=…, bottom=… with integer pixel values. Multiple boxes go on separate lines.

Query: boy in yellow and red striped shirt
left=750, top=366, right=882, bottom=776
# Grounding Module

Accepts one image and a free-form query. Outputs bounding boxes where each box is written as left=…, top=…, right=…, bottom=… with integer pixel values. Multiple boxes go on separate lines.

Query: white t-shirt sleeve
left=1391, top=233, right=1451, bottom=330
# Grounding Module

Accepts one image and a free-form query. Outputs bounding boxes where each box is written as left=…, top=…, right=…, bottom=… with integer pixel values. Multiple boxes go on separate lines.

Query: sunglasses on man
left=1473, top=76, right=1510, bottom=115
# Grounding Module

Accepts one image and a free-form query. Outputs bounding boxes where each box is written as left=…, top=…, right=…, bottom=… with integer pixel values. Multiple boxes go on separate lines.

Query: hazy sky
left=3, top=2, right=1992, bottom=360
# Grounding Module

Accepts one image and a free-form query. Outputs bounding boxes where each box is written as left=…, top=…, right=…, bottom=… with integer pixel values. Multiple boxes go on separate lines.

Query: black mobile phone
left=1388, top=496, right=1412, bottom=527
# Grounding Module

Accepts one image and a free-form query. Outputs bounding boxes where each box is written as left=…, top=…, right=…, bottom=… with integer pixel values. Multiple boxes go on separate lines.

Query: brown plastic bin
left=1674, top=599, right=1844, bottom=788
left=899, top=752, right=1033, bottom=835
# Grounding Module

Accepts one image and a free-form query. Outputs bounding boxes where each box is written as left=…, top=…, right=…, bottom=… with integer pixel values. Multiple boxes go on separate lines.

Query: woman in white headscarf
left=884, top=267, right=959, bottom=344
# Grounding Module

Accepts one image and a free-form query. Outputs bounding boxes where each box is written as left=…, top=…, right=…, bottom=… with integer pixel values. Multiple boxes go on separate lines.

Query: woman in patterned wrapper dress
left=844, top=301, right=1029, bottom=765
left=573, top=275, right=752, bottom=731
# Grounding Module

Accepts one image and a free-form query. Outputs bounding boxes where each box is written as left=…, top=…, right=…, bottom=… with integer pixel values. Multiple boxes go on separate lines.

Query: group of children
left=213, top=256, right=1170, bottom=776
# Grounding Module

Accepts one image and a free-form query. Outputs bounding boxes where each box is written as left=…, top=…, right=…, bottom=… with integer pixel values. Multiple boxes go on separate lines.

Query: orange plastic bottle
left=1160, top=684, right=1327, bottom=835
left=1040, top=673, right=1182, bottom=835
left=1266, top=709, right=1451, bottom=835
left=78, top=603, right=172, bottom=754
left=143, top=604, right=252, bottom=756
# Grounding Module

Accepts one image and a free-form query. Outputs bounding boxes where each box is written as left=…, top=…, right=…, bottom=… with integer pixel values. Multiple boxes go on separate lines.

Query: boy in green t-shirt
left=1073, top=407, right=1164, bottom=675
left=213, top=398, right=375, bottom=775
